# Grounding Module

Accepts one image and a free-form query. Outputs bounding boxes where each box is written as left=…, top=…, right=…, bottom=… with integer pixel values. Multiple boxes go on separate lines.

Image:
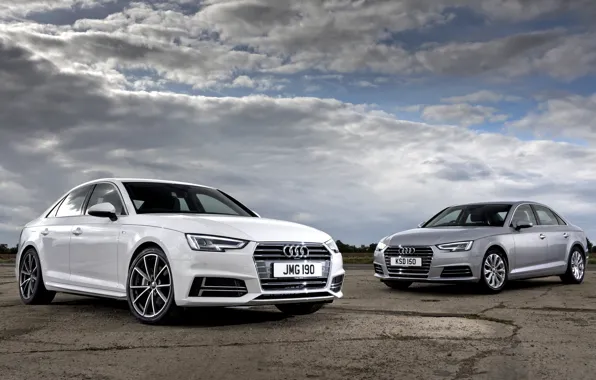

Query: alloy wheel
left=129, top=254, right=172, bottom=318
left=483, top=253, right=506, bottom=290
left=571, top=251, right=585, bottom=281
left=20, top=251, right=38, bottom=300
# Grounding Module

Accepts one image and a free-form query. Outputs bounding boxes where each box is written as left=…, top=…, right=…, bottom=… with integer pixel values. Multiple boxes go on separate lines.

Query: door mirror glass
left=88, top=202, right=118, bottom=221
left=512, top=219, right=533, bottom=230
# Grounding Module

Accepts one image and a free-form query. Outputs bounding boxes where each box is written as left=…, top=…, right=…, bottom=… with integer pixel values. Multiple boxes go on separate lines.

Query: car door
left=509, top=204, right=549, bottom=276
left=68, top=182, right=126, bottom=293
left=40, top=185, right=94, bottom=285
left=532, top=204, right=568, bottom=271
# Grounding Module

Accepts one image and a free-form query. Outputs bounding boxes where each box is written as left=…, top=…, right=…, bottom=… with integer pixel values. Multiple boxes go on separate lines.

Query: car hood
left=132, top=214, right=331, bottom=243
left=385, top=226, right=508, bottom=246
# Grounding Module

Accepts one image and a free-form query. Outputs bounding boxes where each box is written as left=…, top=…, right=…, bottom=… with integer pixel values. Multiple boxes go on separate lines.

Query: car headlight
left=436, top=241, right=473, bottom=252
left=186, top=234, right=248, bottom=252
left=324, top=239, right=340, bottom=254
left=375, top=241, right=387, bottom=252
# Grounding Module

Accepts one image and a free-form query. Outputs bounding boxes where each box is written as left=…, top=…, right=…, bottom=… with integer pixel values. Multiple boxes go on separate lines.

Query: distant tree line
left=0, top=244, right=18, bottom=254
left=336, top=240, right=377, bottom=253
left=1, top=239, right=595, bottom=255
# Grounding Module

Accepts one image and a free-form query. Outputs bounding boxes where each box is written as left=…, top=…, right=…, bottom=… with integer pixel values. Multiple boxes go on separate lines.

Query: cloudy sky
left=1, top=0, right=595, bottom=246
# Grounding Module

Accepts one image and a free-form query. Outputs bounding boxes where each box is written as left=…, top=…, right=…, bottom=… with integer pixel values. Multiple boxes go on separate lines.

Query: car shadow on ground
left=387, top=278, right=565, bottom=296
left=50, top=296, right=292, bottom=327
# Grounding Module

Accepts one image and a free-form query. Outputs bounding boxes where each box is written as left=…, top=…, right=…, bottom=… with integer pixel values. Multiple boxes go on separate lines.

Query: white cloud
left=508, top=94, right=596, bottom=141
left=396, top=105, right=424, bottom=113
left=421, top=103, right=509, bottom=127
left=442, top=90, right=522, bottom=104
left=0, top=0, right=115, bottom=18
left=351, top=80, right=378, bottom=88
left=1, top=0, right=596, bottom=245
left=2, top=37, right=596, bottom=245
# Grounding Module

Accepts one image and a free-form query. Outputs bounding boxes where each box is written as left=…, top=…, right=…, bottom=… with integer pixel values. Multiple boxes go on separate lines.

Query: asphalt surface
left=1, top=266, right=595, bottom=380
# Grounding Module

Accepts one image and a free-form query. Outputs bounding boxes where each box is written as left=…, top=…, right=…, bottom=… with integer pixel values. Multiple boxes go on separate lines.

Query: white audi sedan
left=16, top=178, right=344, bottom=324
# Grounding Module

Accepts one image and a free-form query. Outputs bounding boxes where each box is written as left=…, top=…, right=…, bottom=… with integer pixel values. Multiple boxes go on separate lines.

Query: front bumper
left=170, top=241, right=344, bottom=307
left=373, top=244, right=483, bottom=283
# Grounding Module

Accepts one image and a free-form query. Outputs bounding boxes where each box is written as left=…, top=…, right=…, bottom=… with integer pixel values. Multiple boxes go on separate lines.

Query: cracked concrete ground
left=1, top=266, right=595, bottom=380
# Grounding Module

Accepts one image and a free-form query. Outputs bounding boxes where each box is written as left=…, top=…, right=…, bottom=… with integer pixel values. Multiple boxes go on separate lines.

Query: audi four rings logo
left=397, top=245, right=416, bottom=254
left=283, top=245, right=310, bottom=258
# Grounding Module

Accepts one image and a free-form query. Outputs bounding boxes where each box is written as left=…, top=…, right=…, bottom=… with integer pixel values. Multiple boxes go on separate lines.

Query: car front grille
left=440, top=266, right=473, bottom=278
left=254, top=242, right=331, bottom=291
left=384, top=245, right=434, bottom=279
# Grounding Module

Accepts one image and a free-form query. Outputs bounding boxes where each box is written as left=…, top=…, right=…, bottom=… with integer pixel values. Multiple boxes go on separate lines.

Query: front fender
left=117, top=226, right=186, bottom=288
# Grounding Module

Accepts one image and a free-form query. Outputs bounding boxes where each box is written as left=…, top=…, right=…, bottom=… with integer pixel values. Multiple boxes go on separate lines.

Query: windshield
left=423, top=203, right=512, bottom=228
left=123, top=182, right=255, bottom=217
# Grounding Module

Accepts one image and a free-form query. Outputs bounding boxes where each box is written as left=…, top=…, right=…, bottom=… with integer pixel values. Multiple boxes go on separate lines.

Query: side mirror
left=512, top=219, right=533, bottom=230
left=88, top=202, right=118, bottom=221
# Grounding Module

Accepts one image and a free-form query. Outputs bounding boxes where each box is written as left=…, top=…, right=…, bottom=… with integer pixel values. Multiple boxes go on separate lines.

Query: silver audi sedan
left=373, top=201, right=589, bottom=293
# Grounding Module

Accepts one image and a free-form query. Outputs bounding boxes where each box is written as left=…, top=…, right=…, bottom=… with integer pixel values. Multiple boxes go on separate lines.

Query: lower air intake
left=330, top=274, right=344, bottom=292
left=374, top=264, right=384, bottom=275
left=188, top=277, right=248, bottom=297
left=440, top=266, right=473, bottom=278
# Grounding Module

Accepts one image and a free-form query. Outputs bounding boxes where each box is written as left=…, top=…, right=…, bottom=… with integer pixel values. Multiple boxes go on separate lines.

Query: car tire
left=479, top=249, right=508, bottom=294
left=18, top=248, right=56, bottom=305
left=275, top=302, right=326, bottom=315
left=383, top=280, right=413, bottom=290
left=126, top=246, right=180, bottom=325
left=560, top=247, right=585, bottom=284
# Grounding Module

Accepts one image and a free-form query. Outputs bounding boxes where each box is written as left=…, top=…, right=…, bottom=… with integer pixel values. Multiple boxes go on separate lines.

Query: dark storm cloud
left=0, top=38, right=117, bottom=135
left=416, top=29, right=564, bottom=76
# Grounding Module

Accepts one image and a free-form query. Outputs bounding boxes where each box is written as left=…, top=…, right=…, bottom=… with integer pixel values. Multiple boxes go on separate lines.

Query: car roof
left=37, top=178, right=221, bottom=219
left=448, top=200, right=550, bottom=208
left=73, top=177, right=216, bottom=190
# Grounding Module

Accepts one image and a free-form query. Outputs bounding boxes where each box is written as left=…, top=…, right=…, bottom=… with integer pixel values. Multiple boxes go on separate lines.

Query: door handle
left=563, top=233, right=569, bottom=238
left=539, top=234, right=546, bottom=240
left=41, top=228, right=49, bottom=236
left=72, top=227, right=83, bottom=236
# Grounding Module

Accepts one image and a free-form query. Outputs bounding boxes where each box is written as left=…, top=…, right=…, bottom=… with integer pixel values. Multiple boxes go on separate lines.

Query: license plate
left=273, top=262, right=323, bottom=278
left=390, top=256, right=422, bottom=267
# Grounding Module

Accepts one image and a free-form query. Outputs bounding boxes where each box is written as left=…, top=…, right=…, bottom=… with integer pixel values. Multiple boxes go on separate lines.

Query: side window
left=533, top=205, right=559, bottom=226
left=86, top=183, right=126, bottom=215
left=45, top=197, right=66, bottom=218
left=553, top=212, right=567, bottom=226
left=55, top=186, right=92, bottom=217
left=511, top=204, right=537, bottom=225
left=196, top=193, right=238, bottom=215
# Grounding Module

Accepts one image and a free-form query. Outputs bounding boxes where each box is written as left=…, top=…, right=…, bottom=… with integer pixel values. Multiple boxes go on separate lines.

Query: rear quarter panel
left=14, top=218, right=57, bottom=281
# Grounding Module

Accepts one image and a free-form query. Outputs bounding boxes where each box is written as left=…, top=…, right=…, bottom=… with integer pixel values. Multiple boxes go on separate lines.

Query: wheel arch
left=567, top=242, right=586, bottom=267
left=128, top=240, right=169, bottom=271
left=15, top=242, right=40, bottom=279
left=485, top=244, right=510, bottom=270
left=570, top=242, right=585, bottom=255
